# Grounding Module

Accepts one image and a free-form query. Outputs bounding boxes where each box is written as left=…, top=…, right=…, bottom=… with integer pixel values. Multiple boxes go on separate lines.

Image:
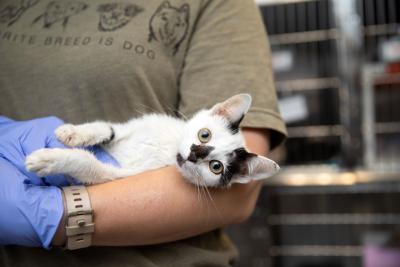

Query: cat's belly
left=108, top=140, right=179, bottom=171
left=104, top=117, right=184, bottom=174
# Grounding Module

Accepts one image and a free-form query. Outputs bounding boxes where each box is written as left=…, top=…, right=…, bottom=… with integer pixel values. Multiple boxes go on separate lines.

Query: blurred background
left=226, top=0, right=400, bottom=266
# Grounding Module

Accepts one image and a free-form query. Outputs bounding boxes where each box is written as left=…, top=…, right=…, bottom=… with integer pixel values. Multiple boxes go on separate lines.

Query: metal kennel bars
left=227, top=1, right=400, bottom=267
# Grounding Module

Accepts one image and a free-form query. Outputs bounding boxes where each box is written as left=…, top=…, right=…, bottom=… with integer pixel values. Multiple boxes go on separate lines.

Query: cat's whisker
left=136, top=103, right=161, bottom=114
left=195, top=176, right=201, bottom=203
left=163, top=104, right=177, bottom=115
left=195, top=176, right=211, bottom=222
left=163, top=103, right=189, bottom=120
left=201, top=186, right=211, bottom=223
left=199, top=176, right=223, bottom=222
left=177, top=111, right=188, bottom=120
left=132, top=108, right=147, bottom=116
left=194, top=169, right=207, bottom=207
left=196, top=174, right=206, bottom=203
left=173, top=108, right=189, bottom=120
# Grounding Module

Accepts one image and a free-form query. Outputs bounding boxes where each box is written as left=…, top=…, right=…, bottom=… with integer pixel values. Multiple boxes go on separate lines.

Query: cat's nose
left=188, top=144, right=215, bottom=163
left=187, top=151, right=197, bottom=163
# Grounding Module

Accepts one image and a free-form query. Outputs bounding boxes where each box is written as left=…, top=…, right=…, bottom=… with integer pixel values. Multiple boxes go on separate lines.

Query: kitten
left=25, top=94, right=280, bottom=188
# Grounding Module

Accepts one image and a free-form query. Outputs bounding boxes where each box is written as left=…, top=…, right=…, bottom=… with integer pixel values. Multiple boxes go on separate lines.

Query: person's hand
left=0, top=116, right=118, bottom=247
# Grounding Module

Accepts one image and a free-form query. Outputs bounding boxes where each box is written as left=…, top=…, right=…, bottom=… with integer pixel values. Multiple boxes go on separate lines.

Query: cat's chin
left=176, top=162, right=219, bottom=188
left=176, top=161, right=200, bottom=185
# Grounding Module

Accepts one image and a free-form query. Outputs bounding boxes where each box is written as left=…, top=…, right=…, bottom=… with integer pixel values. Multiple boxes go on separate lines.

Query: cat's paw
left=56, top=124, right=81, bottom=147
left=26, top=148, right=64, bottom=176
left=56, top=124, right=90, bottom=147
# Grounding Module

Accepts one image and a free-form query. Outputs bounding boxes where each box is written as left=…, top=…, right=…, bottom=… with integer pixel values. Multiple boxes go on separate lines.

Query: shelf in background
left=264, top=166, right=400, bottom=187
left=268, top=24, right=399, bottom=45
left=276, top=77, right=341, bottom=92
left=269, top=245, right=363, bottom=257
left=287, top=125, right=343, bottom=138
left=364, top=23, right=400, bottom=37
left=268, top=213, right=400, bottom=225
left=375, top=122, right=400, bottom=134
left=269, top=29, right=339, bottom=45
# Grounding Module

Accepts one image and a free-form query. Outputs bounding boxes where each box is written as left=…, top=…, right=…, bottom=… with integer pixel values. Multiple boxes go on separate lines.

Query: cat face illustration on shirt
left=149, top=1, right=190, bottom=55
left=97, top=3, right=143, bottom=32
left=32, top=1, right=88, bottom=29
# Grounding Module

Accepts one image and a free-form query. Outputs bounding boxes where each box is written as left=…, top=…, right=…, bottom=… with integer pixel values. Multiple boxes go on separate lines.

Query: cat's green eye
left=198, top=128, right=211, bottom=143
left=209, top=160, right=224, bottom=174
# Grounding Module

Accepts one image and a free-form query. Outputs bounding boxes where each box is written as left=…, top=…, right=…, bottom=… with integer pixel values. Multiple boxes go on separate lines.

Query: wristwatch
left=61, top=186, right=95, bottom=250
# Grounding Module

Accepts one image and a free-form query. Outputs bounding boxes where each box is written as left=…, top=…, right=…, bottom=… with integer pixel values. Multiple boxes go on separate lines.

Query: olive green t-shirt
left=0, top=0, right=287, bottom=266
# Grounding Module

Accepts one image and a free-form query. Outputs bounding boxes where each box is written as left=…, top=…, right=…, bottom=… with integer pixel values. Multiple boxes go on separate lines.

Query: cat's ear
left=234, top=155, right=279, bottom=184
left=211, top=94, right=252, bottom=133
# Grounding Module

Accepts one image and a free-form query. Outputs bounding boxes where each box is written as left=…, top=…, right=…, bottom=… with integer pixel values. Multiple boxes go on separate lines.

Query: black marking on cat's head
left=220, top=148, right=256, bottom=187
left=187, top=144, right=214, bottom=163
left=97, top=3, right=143, bottom=32
left=228, top=114, right=244, bottom=135
left=148, top=1, right=190, bottom=55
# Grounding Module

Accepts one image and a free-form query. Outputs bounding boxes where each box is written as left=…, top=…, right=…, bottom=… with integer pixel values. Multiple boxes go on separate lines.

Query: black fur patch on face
left=228, top=114, right=244, bottom=134
left=219, top=148, right=256, bottom=187
left=188, top=144, right=214, bottom=162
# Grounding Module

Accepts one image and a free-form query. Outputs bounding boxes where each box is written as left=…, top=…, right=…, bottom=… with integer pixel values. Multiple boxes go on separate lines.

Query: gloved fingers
left=0, top=116, right=118, bottom=186
left=0, top=116, right=69, bottom=185
left=23, top=184, right=64, bottom=248
left=0, top=157, right=27, bottom=193
left=0, top=157, right=42, bottom=246
left=0, top=157, right=64, bottom=248
left=21, top=116, right=66, bottom=154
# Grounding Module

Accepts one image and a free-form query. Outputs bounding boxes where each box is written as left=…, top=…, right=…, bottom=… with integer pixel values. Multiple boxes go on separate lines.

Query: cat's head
left=176, top=94, right=280, bottom=187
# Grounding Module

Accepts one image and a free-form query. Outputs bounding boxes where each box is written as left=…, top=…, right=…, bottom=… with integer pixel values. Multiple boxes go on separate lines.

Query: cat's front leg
left=56, top=122, right=114, bottom=147
left=26, top=148, right=134, bottom=184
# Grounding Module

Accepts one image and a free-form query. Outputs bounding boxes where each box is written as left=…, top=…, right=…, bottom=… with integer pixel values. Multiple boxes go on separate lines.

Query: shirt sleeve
left=178, top=0, right=287, bottom=149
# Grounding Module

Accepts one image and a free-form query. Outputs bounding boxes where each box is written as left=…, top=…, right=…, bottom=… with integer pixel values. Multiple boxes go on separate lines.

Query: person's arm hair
left=52, top=128, right=270, bottom=246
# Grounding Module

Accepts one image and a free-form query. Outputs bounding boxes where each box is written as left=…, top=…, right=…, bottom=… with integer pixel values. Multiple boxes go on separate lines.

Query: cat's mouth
left=176, top=153, right=185, bottom=167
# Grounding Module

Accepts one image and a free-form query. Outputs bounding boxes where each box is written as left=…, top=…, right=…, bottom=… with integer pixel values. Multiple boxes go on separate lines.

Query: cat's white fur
left=25, top=94, right=280, bottom=187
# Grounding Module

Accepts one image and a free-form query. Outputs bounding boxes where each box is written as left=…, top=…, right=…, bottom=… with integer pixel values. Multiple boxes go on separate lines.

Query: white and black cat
left=25, top=94, right=280, bottom=187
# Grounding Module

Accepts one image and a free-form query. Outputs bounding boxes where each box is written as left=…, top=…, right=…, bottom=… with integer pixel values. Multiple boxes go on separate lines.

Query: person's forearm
left=52, top=128, right=270, bottom=246
left=92, top=166, right=263, bottom=246
left=53, top=166, right=261, bottom=246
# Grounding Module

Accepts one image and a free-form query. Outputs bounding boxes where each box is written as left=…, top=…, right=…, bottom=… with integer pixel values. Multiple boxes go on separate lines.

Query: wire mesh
left=228, top=1, right=400, bottom=267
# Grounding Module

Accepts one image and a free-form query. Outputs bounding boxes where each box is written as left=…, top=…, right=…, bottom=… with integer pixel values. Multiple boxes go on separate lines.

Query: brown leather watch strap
left=62, top=186, right=94, bottom=250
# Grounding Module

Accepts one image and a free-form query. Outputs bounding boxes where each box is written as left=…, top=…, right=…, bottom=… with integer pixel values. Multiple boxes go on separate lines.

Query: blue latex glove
left=0, top=116, right=119, bottom=248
